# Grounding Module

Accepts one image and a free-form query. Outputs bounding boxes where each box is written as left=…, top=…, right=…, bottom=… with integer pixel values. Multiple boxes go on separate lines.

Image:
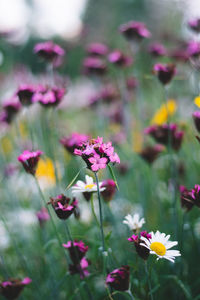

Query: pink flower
left=89, top=155, right=108, bottom=171
left=36, top=207, right=50, bottom=227
left=18, top=150, right=43, bottom=175
left=49, top=194, right=78, bottom=220
left=34, top=41, right=65, bottom=66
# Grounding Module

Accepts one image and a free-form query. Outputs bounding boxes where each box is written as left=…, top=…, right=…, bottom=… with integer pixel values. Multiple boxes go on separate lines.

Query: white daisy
left=123, top=213, right=145, bottom=230
left=140, top=230, right=181, bottom=263
left=71, top=175, right=105, bottom=194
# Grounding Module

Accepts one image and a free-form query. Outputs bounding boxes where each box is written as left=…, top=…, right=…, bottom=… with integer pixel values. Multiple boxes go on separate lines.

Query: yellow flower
left=194, top=96, right=200, bottom=108
left=36, top=157, right=56, bottom=186
left=151, top=99, right=177, bottom=125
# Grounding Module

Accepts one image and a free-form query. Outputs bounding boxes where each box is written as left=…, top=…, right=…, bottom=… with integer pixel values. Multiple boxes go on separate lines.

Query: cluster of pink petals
left=153, top=63, right=176, bottom=85
left=106, top=265, right=130, bottom=291
left=128, top=231, right=152, bottom=260
left=148, top=43, right=167, bottom=57
left=16, top=84, right=35, bottom=106
left=32, top=85, right=65, bottom=107
left=0, top=96, right=21, bottom=124
left=60, top=132, right=90, bottom=154
left=119, top=21, right=151, bottom=40
left=18, top=150, right=43, bottom=175
left=108, top=50, right=133, bottom=67
left=86, top=42, right=108, bottom=56
left=180, top=184, right=200, bottom=211
left=34, top=41, right=65, bottom=59
left=74, top=136, right=120, bottom=172
left=49, top=194, right=78, bottom=220
left=188, top=18, right=200, bottom=33
left=36, top=207, right=50, bottom=226
left=187, top=41, right=200, bottom=58
left=100, top=179, right=116, bottom=202
left=1, top=277, right=32, bottom=299
left=83, top=57, right=107, bottom=76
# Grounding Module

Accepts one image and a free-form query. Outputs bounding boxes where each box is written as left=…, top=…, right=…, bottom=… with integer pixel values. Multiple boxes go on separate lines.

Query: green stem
left=145, top=262, right=154, bottom=300
left=90, top=194, right=100, bottom=227
left=127, top=289, right=135, bottom=300
left=94, top=172, right=106, bottom=252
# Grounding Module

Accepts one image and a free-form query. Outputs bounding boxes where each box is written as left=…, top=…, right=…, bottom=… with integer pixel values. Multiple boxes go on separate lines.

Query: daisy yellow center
left=150, top=242, right=166, bottom=256
left=85, top=184, right=95, bottom=189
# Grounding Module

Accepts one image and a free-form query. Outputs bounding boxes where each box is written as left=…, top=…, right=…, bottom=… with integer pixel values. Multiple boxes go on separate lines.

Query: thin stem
left=90, top=194, right=100, bottom=227
left=94, top=172, right=106, bottom=252
left=127, top=289, right=135, bottom=300
left=145, top=262, right=154, bottom=300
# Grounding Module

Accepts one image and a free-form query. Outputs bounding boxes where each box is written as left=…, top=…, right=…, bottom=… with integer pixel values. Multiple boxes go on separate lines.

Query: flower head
left=128, top=231, right=151, bottom=260
left=71, top=175, right=105, bottom=201
left=180, top=184, right=200, bottom=211
left=83, top=57, right=107, bottom=76
left=140, top=231, right=181, bottom=262
left=49, top=194, right=78, bottom=220
left=153, top=63, right=176, bottom=85
left=1, top=96, right=21, bottom=124
left=16, top=84, right=35, bottom=106
left=34, top=41, right=65, bottom=65
left=119, top=21, right=151, bottom=41
left=36, top=207, right=50, bottom=227
left=100, top=179, right=116, bottom=202
left=193, top=111, right=200, bottom=133
left=106, top=266, right=130, bottom=291
left=148, top=43, right=167, bottom=57
left=139, top=144, right=164, bottom=164
left=74, top=137, right=120, bottom=172
left=188, top=18, right=200, bottom=33
left=0, top=277, right=32, bottom=300
left=86, top=43, right=108, bottom=56
left=69, top=257, right=90, bottom=279
left=60, top=133, right=90, bottom=155
left=32, top=86, right=65, bottom=107
left=63, top=240, right=88, bottom=264
left=18, top=150, right=43, bottom=175
left=123, top=213, right=145, bottom=231
left=108, top=50, right=133, bottom=67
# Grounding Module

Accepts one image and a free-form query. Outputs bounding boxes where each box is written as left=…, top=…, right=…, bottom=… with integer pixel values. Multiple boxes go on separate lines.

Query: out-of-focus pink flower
left=170, top=48, right=189, bottom=63
left=86, top=42, right=108, bottom=56
left=108, top=50, right=133, bottom=67
left=16, top=84, right=35, bottom=106
left=148, top=43, right=167, bottom=57
left=139, top=144, right=164, bottom=164
left=18, top=150, right=43, bottom=175
left=83, top=57, right=107, bottom=76
left=49, top=194, right=78, bottom=220
left=36, top=207, right=50, bottom=227
left=63, top=240, right=88, bottom=264
left=119, top=21, right=151, bottom=41
left=188, top=18, right=200, bottom=33
left=32, top=86, right=65, bottom=107
left=144, top=124, right=184, bottom=151
left=128, top=231, right=151, bottom=260
left=187, top=41, right=200, bottom=58
left=126, top=77, right=138, bottom=90
left=60, top=133, right=90, bottom=154
left=1, top=96, right=21, bottom=124
left=0, top=277, right=32, bottom=299
left=34, top=41, right=65, bottom=66
left=106, top=266, right=130, bottom=291
left=100, top=179, right=116, bottom=202
left=153, top=63, right=176, bottom=85
left=69, top=257, right=90, bottom=279
left=180, top=184, right=200, bottom=211
left=74, top=137, right=120, bottom=172
left=193, top=111, right=200, bottom=133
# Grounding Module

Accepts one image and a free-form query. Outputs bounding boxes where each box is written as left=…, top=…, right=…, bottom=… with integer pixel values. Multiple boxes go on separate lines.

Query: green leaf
left=65, top=168, right=83, bottom=190
left=107, top=164, right=119, bottom=190
left=164, top=275, right=192, bottom=300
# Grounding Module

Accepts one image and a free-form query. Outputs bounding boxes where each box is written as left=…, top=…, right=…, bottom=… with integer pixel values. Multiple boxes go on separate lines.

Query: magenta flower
left=153, top=63, right=176, bottom=85
left=148, top=43, right=167, bottom=57
left=34, top=41, right=65, bottom=66
left=193, top=111, right=200, bottom=133
left=18, top=150, right=43, bottom=175
left=144, top=124, right=184, bottom=151
left=119, top=21, right=151, bottom=41
left=32, top=86, right=65, bottom=107
left=74, top=137, right=120, bottom=172
left=49, top=194, right=78, bottom=220
left=180, top=184, right=200, bottom=211
left=63, top=240, right=88, bottom=264
left=0, top=277, right=32, bottom=300
left=139, top=144, right=164, bottom=164
left=128, top=231, right=151, bottom=260
left=106, top=266, right=130, bottom=291
left=36, top=207, right=50, bottom=227
left=86, top=42, right=108, bottom=56
left=108, top=50, right=133, bottom=67
left=16, top=84, right=35, bottom=106
left=1, top=96, right=21, bottom=124
left=126, top=77, right=138, bottom=90
left=187, top=41, right=200, bottom=58
left=100, top=179, right=116, bottom=202
left=83, top=57, right=107, bottom=76
left=69, top=257, right=90, bottom=279
left=60, top=133, right=90, bottom=154
left=188, top=18, right=200, bottom=33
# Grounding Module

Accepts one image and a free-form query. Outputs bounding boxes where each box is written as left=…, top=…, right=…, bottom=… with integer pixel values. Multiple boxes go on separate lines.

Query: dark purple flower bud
left=180, top=185, right=195, bottom=211
left=16, top=84, right=35, bottom=106
left=144, top=124, right=184, bottom=151
left=139, top=144, right=164, bottom=164
left=69, top=257, right=90, bottom=279
left=49, top=194, right=78, bottom=220
left=193, top=111, right=200, bottom=132
left=62, top=240, right=88, bottom=264
left=106, top=266, right=130, bottom=291
left=108, top=50, right=133, bottom=67
left=83, top=57, right=107, bottom=76
left=60, top=133, right=90, bottom=154
left=0, top=277, right=32, bottom=300
left=148, top=43, right=167, bottom=57
left=188, top=18, right=200, bottom=33
left=18, top=150, right=43, bottom=175
left=36, top=207, right=50, bottom=227
left=116, top=162, right=130, bottom=175
left=126, top=77, right=138, bottom=90
left=153, top=63, right=176, bottom=85
left=34, top=41, right=65, bottom=63
left=100, top=85, right=119, bottom=103
left=128, top=231, right=151, bottom=260
left=100, top=179, right=116, bottom=202
left=32, top=86, right=65, bottom=107
left=1, top=97, right=21, bottom=124
left=86, top=43, right=108, bottom=56
left=119, top=21, right=151, bottom=41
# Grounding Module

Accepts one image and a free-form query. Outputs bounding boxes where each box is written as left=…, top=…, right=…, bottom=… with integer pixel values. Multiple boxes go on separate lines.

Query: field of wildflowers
left=1, top=1, right=200, bottom=299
